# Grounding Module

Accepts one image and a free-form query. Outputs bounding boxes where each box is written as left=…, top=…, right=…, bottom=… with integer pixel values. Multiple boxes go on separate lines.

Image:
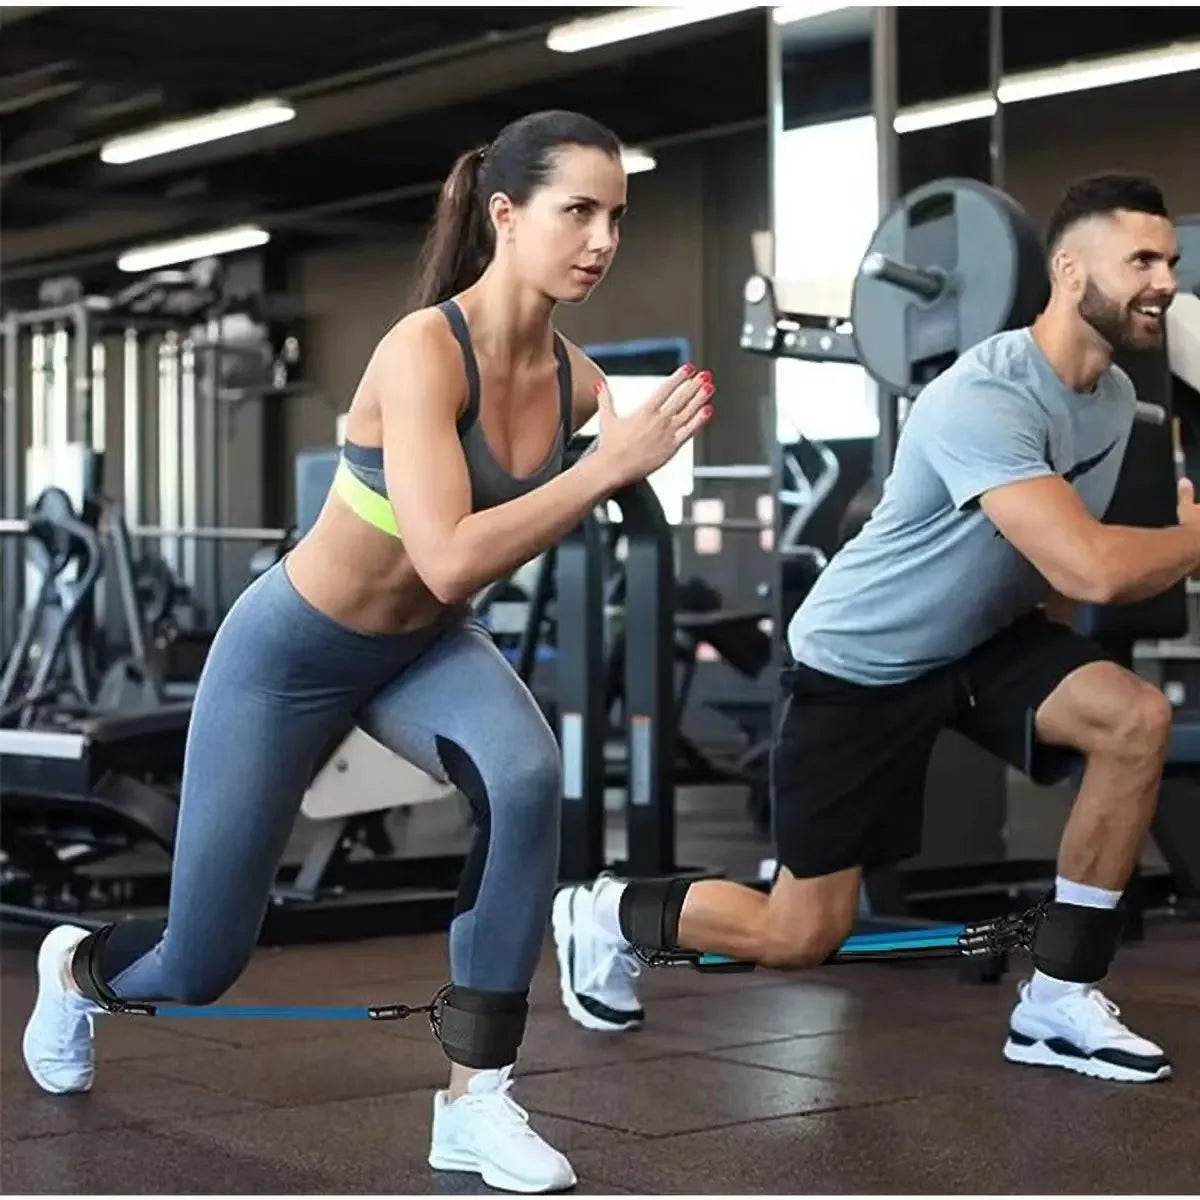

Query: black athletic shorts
left=771, top=612, right=1114, bottom=879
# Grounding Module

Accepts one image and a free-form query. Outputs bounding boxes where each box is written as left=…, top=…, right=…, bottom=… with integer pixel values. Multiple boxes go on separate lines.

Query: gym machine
left=555, top=452, right=685, bottom=881
left=0, top=497, right=189, bottom=925
left=0, top=265, right=306, bottom=674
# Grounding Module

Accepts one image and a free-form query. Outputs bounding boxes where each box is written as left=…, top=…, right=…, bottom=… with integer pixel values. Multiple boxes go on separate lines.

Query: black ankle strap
left=70, top=926, right=153, bottom=1015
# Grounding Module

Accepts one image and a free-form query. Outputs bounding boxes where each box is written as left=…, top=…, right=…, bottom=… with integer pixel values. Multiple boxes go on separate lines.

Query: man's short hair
left=1046, top=173, right=1169, bottom=254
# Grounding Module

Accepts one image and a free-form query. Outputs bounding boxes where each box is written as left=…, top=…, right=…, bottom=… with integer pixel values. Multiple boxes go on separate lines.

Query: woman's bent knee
left=501, top=733, right=562, bottom=816
left=162, top=951, right=251, bottom=1006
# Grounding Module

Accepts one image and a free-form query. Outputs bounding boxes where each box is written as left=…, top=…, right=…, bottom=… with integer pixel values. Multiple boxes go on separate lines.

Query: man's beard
left=1078, top=280, right=1135, bottom=351
left=1078, top=279, right=1160, bottom=352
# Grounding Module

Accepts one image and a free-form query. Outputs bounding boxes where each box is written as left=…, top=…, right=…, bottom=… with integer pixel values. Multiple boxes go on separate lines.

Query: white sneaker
left=22, top=924, right=99, bottom=1095
left=1003, top=980, right=1172, bottom=1083
left=427, top=1065, right=576, bottom=1193
left=551, top=877, right=644, bottom=1033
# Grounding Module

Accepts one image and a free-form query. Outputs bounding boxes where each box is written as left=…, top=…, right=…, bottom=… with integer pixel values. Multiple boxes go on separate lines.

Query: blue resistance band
left=695, top=922, right=970, bottom=969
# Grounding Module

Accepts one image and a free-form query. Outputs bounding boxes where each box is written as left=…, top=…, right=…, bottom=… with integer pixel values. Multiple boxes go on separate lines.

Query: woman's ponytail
left=408, top=146, right=491, bottom=311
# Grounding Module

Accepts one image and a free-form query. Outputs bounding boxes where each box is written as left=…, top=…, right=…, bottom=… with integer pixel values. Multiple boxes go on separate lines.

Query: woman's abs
left=285, top=495, right=450, bottom=636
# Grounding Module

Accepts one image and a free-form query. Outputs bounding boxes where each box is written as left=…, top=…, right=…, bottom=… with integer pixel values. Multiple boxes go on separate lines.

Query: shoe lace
left=1081, top=987, right=1121, bottom=1023
left=1045, top=984, right=1128, bottom=1039
left=578, top=940, right=641, bottom=997
left=461, top=1074, right=542, bottom=1143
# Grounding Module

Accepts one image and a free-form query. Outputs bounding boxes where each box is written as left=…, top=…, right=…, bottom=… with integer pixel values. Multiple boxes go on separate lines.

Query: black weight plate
left=852, top=177, right=1048, bottom=396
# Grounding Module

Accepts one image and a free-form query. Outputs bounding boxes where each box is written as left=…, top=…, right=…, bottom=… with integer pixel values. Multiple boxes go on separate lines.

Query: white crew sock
left=1029, top=875, right=1122, bottom=1004
left=590, top=877, right=630, bottom=947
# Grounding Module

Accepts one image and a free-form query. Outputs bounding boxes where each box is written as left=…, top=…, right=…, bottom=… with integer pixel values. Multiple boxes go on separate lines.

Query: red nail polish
left=703, top=404, right=714, bottom=418
left=682, top=363, right=696, bottom=377
left=702, top=383, right=714, bottom=398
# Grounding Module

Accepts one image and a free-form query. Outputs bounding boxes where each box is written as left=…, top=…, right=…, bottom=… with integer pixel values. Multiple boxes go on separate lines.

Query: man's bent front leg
left=1035, top=661, right=1171, bottom=891
left=1003, top=660, right=1173, bottom=1084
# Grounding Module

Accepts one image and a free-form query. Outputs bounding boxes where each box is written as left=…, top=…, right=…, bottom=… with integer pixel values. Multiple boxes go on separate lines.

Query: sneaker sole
left=23, top=925, right=95, bottom=1095
left=428, top=1147, right=577, bottom=1193
left=550, top=888, right=642, bottom=1034
left=1003, top=1036, right=1172, bottom=1083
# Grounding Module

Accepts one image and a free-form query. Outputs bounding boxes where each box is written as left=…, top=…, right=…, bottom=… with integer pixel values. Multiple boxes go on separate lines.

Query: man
left=552, top=173, right=1185, bottom=1084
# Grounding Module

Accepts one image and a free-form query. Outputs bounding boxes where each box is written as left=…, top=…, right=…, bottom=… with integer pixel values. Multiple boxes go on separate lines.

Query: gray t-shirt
left=787, top=328, right=1137, bottom=685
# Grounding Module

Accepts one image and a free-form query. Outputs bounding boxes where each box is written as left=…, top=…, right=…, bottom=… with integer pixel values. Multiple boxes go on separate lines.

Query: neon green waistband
left=332, top=457, right=401, bottom=539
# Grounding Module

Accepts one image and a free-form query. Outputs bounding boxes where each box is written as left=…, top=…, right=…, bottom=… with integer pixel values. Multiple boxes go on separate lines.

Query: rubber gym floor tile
left=1105, top=938, right=1200, bottom=1008
left=566, top=1083, right=1200, bottom=1195
left=1, top=1062, right=266, bottom=1140
left=624, top=971, right=1014, bottom=1048
left=149, top=1086, right=644, bottom=1193
left=515, top=1007, right=763, bottom=1076
left=702, top=1020, right=1007, bottom=1098
left=138, top=1025, right=455, bottom=1106
left=1, top=1125, right=336, bottom=1195
left=511, top=1053, right=884, bottom=1137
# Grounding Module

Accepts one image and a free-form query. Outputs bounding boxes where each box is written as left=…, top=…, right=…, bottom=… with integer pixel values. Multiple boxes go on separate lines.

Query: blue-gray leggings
left=95, top=560, right=562, bottom=1005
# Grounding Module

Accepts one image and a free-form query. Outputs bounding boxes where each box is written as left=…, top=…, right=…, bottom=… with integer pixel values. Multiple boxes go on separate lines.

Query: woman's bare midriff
left=282, top=362, right=451, bottom=637
left=283, top=500, right=450, bottom=636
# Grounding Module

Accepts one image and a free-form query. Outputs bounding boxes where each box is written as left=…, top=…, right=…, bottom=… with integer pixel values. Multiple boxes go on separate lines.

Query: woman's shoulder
left=372, top=306, right=460, bottom=369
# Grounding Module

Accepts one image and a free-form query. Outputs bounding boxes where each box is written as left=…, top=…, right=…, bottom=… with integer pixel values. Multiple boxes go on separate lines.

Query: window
left=773, top=114, right=880, bottom=442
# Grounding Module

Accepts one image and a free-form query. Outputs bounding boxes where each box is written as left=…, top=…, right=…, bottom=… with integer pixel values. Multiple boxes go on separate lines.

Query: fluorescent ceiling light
left=894, top=94, right=997, bottom=134
left=772, top=3, right=852, bottom=26
left=622, top=147, right=657, bottom=175
left=547, top=3, right=766, bottom=53
left=893, top=40, right=1200, bottom=133
left=997, top=40, right=1200, bottom=104
left=101, top=98, right=295, bottom=165
left=117, top=225, right=270, bottom=273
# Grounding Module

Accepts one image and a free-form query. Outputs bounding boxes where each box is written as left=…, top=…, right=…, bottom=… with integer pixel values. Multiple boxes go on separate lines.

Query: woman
left=22, top=109, right=714, bottom=1193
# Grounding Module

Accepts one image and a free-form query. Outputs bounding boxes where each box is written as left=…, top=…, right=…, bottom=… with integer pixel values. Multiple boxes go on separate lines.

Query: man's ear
left=1052, top=246, right=1084, bottom=296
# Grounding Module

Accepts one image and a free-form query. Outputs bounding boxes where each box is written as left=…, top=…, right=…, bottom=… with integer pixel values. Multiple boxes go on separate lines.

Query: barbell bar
left=131, top=525, right=289, bottom=542
left=0, top=520, right=290, bottom=542
left=859, top=252, right=947, bottom=303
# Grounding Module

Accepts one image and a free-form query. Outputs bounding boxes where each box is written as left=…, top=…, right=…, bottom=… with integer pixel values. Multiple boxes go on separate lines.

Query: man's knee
left=757, top=918, right=851, bottom=970
left=1047, top=665, right=1172, bottom=765
left=1095, top=678, right=1173, bottom=765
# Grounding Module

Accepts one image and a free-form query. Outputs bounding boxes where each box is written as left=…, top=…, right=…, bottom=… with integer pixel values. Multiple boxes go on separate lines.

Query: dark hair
left=1045, top=172, right=1169, bottom=253
left=408, top=110, right=622, bottom=311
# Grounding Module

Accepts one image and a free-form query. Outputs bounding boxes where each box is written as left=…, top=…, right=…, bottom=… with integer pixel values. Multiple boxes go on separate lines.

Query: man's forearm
left=1098, top=524, right=1200, bottom=604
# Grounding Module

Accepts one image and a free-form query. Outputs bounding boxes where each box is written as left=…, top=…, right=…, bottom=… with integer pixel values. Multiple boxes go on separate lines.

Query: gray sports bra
left=341, top=299, right=574, bottom=514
